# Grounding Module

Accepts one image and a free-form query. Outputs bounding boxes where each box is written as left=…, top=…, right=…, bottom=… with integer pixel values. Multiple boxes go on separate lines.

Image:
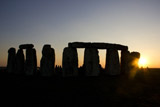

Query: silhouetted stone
left=24, top=48, right=37, bottom=75
left=15, top=49, right=24, bottom=74
left=7, top=48, right=16, bottom=73
left=40, top=45, right=55, bottom=76
left=92, top=43, right=128, bottom=50
left=42, top=45, right=51, bottom=56
left=19, top=44, right=34, bottom=49
left=84, top=48, right=99, bottom=76
left=121, top=50, right=130, bottom=73
left=69, top=42, right=92, bottom=48
left=69, top=42, right=128, bottom=50
left=129, top=52, right=140, bottom=69
left=68, top=42, right=129, bottom=76
left=33, top=48, right=37, bottom=73
left=62, top=47, right=78, bottom=77
left=130, top=52, right=140, bottom=59
left=105, top=48, right=120, bottom=75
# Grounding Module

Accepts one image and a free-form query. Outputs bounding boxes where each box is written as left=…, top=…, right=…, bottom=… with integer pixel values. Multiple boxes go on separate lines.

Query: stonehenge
left=105, top=48, right=120, bottom=75
left=121, top=50, right=130, bottom=74
left=129, top=52, right=140, bottom=70
left=19, top=44, right=37, bottom=75
left=7, top=44, right=37, bottom=75
left=84, top=48, right=99, bottom=76
left=68, top=42, right=128, bottom=50
left=7, top=42, right=141, bottom=77
left=19, top=44, right=34, bottom=49
left=62, top=47, right=78, bottom=76
left=68, top=42, right=129, bottom=76
left=40, top=44, right=55, bottom=76
left=25, top=48, right=37, bottom=75
left=7, top=48, right=16, bottom=73
left=15, top=49, right=25, bottom=74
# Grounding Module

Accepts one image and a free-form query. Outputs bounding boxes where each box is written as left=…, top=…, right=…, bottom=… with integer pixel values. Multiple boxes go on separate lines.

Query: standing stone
left=62, top=47, right=78, bottom=77
left=24, top=48, right=37, bottom=75
left=40, top=45, right=55, bottom=76
left=129, top=52, right=140, bottom=69
left=33, top=48, right=37, bottom=74
left=121, top=50, right=130, bottom=74
left=15, top=49, right=25, bottom=74
left=7, top=48, right=16, bottom=73
left=105, top=48, right=120, bottom=75
left=84, top=48, right=99, bottom=76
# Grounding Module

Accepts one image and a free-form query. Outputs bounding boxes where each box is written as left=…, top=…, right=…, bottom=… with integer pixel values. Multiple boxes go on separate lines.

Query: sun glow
left=138, top=57, right=147, bottom=68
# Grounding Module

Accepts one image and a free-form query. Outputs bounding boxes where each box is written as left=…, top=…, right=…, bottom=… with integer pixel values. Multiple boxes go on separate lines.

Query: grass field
left=0, top=68, right=160, bottom=107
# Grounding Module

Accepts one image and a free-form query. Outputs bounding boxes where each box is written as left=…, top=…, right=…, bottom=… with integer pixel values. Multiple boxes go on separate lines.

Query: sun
left=138, top=57, right=147, bottom=68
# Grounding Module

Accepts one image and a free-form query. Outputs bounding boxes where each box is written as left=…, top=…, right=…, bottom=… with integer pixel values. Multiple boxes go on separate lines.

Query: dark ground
left=0, top=68, right=160, bottom=107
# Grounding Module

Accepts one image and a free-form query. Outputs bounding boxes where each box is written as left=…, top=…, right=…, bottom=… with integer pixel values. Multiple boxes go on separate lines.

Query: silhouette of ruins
left=7, top=42, right=140, bottom=77
left=7, top=44, right=37, bottom=75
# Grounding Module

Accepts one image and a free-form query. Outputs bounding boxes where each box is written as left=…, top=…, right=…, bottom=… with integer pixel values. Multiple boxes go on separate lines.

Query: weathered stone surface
left=84, top=48, right=100, bottom=76
left=40, top=45, right=55, bottom=76
left=121, top=50, right=130, bottom=73
left=105, top=48, right=120, bottom=75
left=62, top=47, right=78, bottom=77
left=69, top=42, right=128, bottom=50
left=7, top=48, right=16, bottom=73
left=15, top=49, right=25, bottom=74
left=19, top=44, right=34, bottom=49
left=24, top=48, right=37, bottom=75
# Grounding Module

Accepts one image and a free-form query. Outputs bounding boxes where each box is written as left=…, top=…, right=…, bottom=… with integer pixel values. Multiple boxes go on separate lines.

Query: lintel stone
left=69, top=42, right=128, bottom=50
left=19, top=44, right=34, bottom=49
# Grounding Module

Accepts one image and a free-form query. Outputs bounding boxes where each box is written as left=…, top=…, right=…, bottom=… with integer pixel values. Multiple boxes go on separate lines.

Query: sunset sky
left=0, top=0, right=160, bottom=68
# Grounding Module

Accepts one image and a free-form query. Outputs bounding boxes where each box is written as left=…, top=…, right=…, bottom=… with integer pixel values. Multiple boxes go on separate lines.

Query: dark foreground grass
left=0, top=68, right=160, bottom=107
